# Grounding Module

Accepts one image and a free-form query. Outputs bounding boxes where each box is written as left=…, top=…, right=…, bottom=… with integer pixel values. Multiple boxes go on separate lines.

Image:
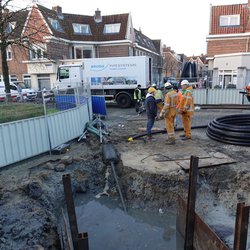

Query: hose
left=128, top=125, right=208, bottom=141
left=206, top=114, right=250, bottom=146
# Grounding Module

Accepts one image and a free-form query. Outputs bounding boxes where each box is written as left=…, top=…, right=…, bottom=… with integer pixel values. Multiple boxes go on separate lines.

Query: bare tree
left=0, top=0, right=50, bottom=101
left=163, top=52, right=180, bottom=79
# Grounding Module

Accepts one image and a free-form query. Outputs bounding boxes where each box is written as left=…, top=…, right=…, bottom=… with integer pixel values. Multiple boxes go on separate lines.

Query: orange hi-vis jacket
left=162, top=89, right=178, bottom=114
left=177, top=91, right=182, bottom=109
left=179, top=86, right=194, bottom=116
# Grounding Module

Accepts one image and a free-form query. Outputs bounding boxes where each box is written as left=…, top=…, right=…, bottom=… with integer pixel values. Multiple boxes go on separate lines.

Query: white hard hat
left=165, top=82, right=172, bottom=88
left=248, top=82, right=250, bottom=86
left=152, top=83, right=157, bottom=87
left=181, top=80, right=189, bottom=86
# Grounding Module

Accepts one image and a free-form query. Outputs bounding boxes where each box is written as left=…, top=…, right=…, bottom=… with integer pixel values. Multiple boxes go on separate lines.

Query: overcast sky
left=13, top=0, right=247, bottom=56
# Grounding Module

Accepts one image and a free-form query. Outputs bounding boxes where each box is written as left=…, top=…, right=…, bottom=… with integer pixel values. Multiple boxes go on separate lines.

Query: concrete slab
left=120, top=140, right=211, bottom=175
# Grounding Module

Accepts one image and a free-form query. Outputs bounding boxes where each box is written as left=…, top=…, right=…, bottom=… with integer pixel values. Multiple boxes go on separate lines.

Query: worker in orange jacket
left=160, top=82, right=178, bottom=145
left=179, top=80, right=194, bottom=140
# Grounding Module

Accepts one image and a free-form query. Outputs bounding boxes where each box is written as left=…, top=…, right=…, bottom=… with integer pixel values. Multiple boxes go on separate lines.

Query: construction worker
left=134, top=84, right=142, bottom=113
left=159, top=82, right=178, bottom=144
left=152, top=83, right=164, bottom=119
left=145, top=86, right=157, bottom=140
left=179, top=80, right=194, bottom=140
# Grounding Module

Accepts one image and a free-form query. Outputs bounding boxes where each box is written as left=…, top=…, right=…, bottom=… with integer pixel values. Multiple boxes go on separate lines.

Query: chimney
left=94, top=9, right=102, bottom=23
left=52, top=6, right=62, bottom=16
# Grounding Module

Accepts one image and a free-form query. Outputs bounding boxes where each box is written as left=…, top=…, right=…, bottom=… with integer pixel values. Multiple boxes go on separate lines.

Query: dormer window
left=103, top=23, right=121, bottom=34
left=219, top=15, right=240, bottom=27
left=48, top=17, right=64, bottom=32
left=72, top=23, right=91, bottom=34
left=5, top=22, right=16, bottom=33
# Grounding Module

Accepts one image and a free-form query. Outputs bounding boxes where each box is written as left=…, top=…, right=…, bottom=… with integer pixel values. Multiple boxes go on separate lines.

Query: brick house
left=207, top=0, right=250, bottom=88
left=0, top=10, right=30, bottom=86
left=162, top=46, right=182, bottom=81
left=2, top=4, right=162, bottom=90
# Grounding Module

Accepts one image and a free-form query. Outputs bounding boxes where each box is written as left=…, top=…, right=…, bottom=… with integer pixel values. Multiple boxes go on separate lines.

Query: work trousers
left=182, top=112, right=192, bottom=138
left=164, top=108, right=176, bottom=140
left=156, top=102, right=163, bottom=118
left=147, top=116, right=155, bottom=136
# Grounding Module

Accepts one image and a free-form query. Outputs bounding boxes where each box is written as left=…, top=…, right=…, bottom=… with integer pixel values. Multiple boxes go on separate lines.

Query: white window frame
left=219, top=15, right=240, bottom=27
left=103, top=23, right=121, bottom=34
left=29, top=44, right=47, bottom=60
left=218, top=70, right=237, bottom=88
left=6, top=45, right=12, bottom=60
left=72, top=23, right=91, bottom=34
left=23, top=75, right=31, bottom=88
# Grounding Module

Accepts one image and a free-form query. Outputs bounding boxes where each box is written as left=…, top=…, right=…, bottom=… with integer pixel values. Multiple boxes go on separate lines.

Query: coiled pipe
left=206, top=114, right=250, bottom=146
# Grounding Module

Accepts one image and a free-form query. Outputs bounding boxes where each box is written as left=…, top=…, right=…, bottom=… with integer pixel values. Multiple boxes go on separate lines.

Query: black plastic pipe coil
left=206, top=114, right=250, bottom=146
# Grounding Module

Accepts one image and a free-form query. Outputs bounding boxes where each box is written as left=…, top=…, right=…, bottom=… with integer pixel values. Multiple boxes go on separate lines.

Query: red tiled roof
left=37, top=4, right=129, bottom=42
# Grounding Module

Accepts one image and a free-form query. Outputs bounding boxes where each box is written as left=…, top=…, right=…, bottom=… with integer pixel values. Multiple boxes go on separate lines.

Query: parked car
left=13, top=82, right=37, bottom=101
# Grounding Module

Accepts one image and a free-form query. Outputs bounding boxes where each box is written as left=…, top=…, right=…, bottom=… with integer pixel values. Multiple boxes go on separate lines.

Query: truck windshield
left=58, top=67, right=69, bottom=79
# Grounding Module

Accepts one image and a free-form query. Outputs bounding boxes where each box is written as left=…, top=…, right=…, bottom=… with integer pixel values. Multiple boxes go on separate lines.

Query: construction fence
left=0, top=87, right=92, bottom=168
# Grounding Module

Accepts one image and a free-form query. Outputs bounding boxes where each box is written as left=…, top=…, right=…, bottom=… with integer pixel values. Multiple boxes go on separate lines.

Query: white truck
left=56, top=56, right=152, bottom=108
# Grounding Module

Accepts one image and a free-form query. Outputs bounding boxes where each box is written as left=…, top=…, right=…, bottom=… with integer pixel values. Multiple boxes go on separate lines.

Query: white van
left=0, top=82, right=19, bottom=101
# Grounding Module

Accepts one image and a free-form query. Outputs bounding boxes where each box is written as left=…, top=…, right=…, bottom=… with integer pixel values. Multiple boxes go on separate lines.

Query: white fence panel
left=48, top=104, right=89, bottom=148
left=0, top=104, right=90, bottom=168
left=193, top=89, right=243, bottom=105
left=0, top=117, right=49, bottom=167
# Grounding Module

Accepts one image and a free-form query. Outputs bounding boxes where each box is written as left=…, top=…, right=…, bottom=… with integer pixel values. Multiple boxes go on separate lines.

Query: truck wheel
left=116, top=94, right=132, bottom=108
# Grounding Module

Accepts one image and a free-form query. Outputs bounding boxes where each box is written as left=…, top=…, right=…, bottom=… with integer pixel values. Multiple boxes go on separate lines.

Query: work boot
left=181, top=137, right=191, bottom=141
left=145, top=134, right=156, bottom=142
left=165, top=138, right=175, bottom=145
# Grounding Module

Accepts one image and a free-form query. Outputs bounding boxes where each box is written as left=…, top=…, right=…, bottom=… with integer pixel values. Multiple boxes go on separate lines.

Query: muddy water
left=74, top=194, right=184, bottom=250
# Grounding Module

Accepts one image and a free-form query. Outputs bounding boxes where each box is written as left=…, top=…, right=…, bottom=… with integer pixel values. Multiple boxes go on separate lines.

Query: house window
left=219, top=15, right=240, bottom=27
left=72, top=23, right=91, bottom=34
left=218, top=70, right=237, bottom=88
left=75, top=47, right=92, bottom=59
left=10, top=75, right=18, bottom=83
left=48, top=18, right=64, bottom=32
left=29, top=45, right=47, bottom=60
left=103, top=23, right=121, bottom=34
left=23, top=75, right=31, bottom=88
left=6, top=46, right=12, bottom=60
